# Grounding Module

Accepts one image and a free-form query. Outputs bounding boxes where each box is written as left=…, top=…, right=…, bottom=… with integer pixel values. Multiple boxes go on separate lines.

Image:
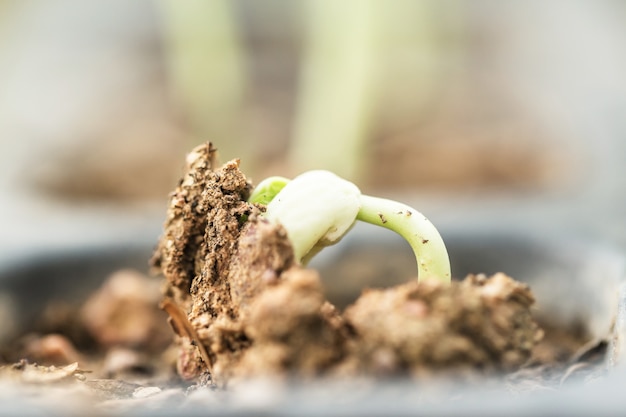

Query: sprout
left=253, top=171, right=361, bottom=265
left=249, top=171, right=451, bottom=284
left=248, top=176, right=290, bottom=206
left=356, top=195, right=451, bottom=284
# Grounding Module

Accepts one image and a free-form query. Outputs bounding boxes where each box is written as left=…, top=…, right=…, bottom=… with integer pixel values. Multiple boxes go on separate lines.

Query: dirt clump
left=3, top=269, right=174, bottom=376
left=80, top=269, right=172, bottom=352
left=149, top=143, right=543, bottom=385
left=343, top=273, right=540, bottom=377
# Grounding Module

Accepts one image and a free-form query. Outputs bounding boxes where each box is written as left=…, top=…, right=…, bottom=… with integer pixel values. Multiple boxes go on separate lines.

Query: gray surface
left=0, top=225, right=625, bottom=415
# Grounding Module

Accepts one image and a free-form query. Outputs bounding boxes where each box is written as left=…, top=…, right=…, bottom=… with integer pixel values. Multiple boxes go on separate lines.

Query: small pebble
left=133, top=386, right=162, bottom=398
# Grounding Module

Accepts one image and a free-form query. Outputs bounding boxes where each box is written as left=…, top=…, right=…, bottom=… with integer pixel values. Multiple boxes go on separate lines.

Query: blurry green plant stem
left=159, top=0, right=247, bottom=163
left=290, top=1, right=440, bottom=182
left=249, top=171, right=451, bottom=284
left=159, top=1, right=442, bottom=181
left=290, top=0, right=380, bottom=181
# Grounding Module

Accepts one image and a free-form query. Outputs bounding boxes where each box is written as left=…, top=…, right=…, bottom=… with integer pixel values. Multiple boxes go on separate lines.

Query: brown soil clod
left=343, top=273, right=541, bottom=376
left=151, top=142, right=545, bottom=386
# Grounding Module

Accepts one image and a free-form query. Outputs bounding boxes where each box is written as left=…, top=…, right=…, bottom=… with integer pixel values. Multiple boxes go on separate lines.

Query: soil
left=147, top=143, right=591, bottom=384
left=0, top=143, right=608, bottom=411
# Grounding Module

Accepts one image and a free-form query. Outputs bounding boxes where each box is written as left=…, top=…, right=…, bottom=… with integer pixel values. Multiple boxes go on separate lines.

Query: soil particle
left=227, top=217, right=295, bottom=314
left=151, top=143, right=255, bottom=307
left=152, top=143, right=544, bottom=385
left=80, top=269, right=171, bottom=352
left=22, top=334, right=82, bottom=366
left=101, top=348, right=153, bottom=378
left=7, top=361, right=83, bottom=384
left=151, top=144, right=301, bottom=383
left=343, top=273, right=540, bottom=376
left=233, top=269, right=347, bottom=379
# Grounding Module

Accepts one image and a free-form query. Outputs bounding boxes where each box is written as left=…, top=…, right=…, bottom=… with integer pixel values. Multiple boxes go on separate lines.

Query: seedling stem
left=248, top=171, right=451, bottom=284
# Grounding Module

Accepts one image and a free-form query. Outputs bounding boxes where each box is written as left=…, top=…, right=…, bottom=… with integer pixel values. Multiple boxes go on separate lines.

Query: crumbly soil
left=149, top=143, right=543, bottom=385
left=0, top=143, right=607, bottom=411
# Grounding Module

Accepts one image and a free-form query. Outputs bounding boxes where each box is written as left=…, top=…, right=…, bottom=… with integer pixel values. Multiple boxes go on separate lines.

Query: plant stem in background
left=289, top=0, right=381, bottom=181
left=159, top=0, right=247, bottom=162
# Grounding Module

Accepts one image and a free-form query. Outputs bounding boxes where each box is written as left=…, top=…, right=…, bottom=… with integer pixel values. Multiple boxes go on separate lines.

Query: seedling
left=249, top=170, right=451, bottom=284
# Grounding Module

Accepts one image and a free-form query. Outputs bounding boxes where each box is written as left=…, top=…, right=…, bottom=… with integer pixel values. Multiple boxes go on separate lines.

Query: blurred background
left=0, top=0, right=626, bottom=256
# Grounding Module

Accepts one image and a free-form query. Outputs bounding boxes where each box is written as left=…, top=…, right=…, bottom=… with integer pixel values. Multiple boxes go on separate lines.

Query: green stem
left=248, top=175, right=451, bottom=284
left=159, top=0, right=246, bottom=159
left=248, top=176, right=289, bottom=205
left=357, top=195, right=451, bottom=284
left=289, top=0, right=380, bottom=180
